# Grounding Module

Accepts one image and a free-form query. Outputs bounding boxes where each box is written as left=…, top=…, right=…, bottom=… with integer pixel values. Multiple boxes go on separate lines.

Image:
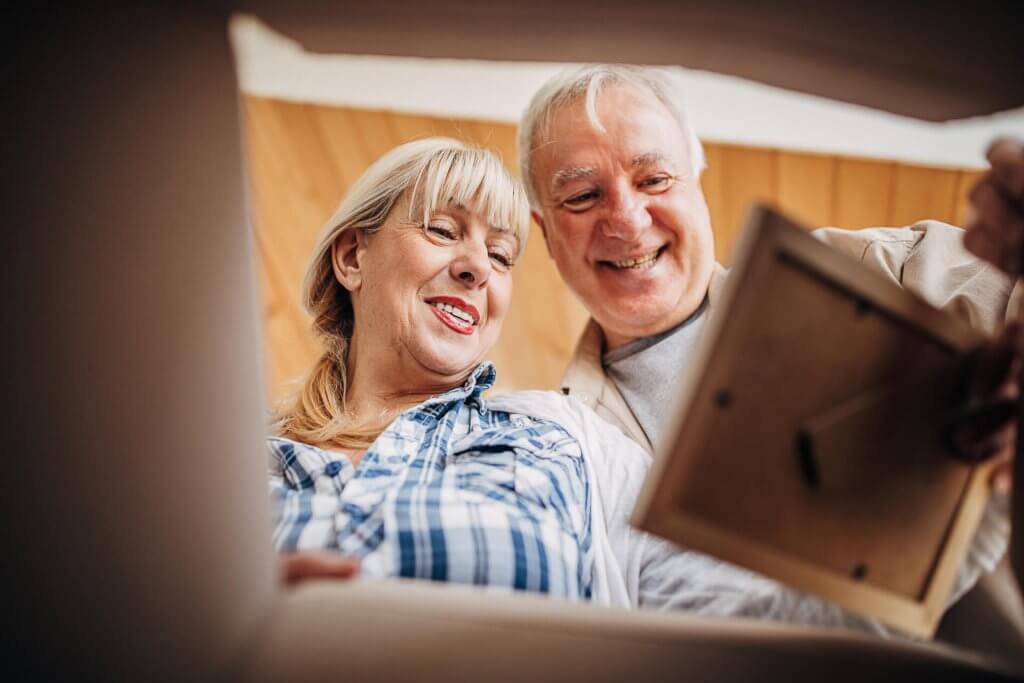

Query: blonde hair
left=518, top=64, right=706, bottom=211
left=275, top=137, right=529, bottom=450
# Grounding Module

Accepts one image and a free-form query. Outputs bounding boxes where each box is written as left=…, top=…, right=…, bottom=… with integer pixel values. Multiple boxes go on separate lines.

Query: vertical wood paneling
left=390, top=114, right=447, bottom=143
left=243, top=97, right=980, bottom=403
left=776, top=152, right=836, bottom=229
left=244, top=99, right=334, bottom=311
left=348, top=109, right=404, bottom=161
left=444, top=119, right=479, bottom=144
left=832, top=158, right=897, bottom=228
left=889, top=165, right=959, bottom=227
left=700, top=143, right=726, bottom=261
left=491, top=224, right=590, bottom=391
left=308, top=107, right=368, bottom=189
left=953, top=170, right=986, bottom=227
left=718, top=145, right=776, bottom=264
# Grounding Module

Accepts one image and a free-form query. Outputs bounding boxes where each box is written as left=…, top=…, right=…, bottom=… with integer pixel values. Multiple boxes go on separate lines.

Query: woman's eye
left=489, top=251, right=514, bottom=268
left=426, top=224, right=456, bottom=239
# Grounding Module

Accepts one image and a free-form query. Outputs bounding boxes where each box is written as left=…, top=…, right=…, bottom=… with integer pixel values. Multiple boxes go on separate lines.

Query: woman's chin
left=406, top=329, right=494, bottom=381
left=413, top=346, right=484, bottom=380
left=424, top=359, right=481, bottom=381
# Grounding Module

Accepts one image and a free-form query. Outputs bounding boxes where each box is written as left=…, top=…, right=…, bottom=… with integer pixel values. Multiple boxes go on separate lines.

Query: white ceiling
left=231, top=15, right=1024, bottom=170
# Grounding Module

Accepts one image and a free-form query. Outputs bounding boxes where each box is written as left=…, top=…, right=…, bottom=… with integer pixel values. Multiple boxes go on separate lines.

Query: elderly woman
left=269, top=137, right=627, bottom=600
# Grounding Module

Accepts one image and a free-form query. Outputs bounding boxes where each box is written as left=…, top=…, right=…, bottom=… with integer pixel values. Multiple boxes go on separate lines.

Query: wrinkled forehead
left=533, top=87, right=688, bottom=189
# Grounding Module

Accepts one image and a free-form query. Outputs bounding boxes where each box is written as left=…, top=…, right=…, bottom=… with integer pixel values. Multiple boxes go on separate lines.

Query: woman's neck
left=342, top=385, right=433, bottom=427
left=342, top=341, right=470, bottom=428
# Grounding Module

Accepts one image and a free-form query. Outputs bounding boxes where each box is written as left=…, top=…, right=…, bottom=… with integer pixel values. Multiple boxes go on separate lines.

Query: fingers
left=990, top=460, right=1014, bottom=495
left=280, top=552, right=360, bottom=586
left=963, top=216, right=1006, bottom=268
left=952, top=322, right=1022, bottom=469
left=986, top=137, right=1024, bottom=199
left=967, top=321, right=1022, bottom=402
left=964, top=137, right=1024, bottom=275
left=950, top=398, right=1017, bottom=463
left=965, top=176, right=1024, bottom=274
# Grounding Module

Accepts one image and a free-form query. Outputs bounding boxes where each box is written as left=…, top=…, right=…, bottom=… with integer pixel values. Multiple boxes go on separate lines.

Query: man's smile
left=599, top=246, right=665, bottom=270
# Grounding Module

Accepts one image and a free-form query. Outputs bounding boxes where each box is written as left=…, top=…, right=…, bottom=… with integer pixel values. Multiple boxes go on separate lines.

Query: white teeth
left=429, top=302, right=476, bottom=326
left=611, top=250, right=659, bottom=269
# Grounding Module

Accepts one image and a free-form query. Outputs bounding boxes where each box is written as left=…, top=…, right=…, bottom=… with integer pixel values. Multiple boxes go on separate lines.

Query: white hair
left=517, top=64, right=706, bottom=211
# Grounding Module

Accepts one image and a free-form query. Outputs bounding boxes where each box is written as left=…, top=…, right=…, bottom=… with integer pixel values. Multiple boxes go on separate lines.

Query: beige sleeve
left=813, top=221, right=1016, bottom=334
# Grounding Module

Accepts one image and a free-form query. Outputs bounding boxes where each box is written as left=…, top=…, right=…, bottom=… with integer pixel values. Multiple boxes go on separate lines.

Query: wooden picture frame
left=631, top=204, right=995, bottom=638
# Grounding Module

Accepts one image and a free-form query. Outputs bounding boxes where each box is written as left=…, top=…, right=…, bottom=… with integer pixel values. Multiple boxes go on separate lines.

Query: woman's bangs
left=415, top=149, right=530, bottom=254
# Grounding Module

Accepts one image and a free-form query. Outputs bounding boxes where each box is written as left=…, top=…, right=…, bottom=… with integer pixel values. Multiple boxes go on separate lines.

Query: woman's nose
left=450, top=242, right=491, bottom=287
left=601, top=190, right=652, bottom=241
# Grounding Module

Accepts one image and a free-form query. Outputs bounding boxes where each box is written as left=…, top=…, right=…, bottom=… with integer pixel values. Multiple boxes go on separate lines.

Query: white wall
left=231, top=15, right=1024, bottom=170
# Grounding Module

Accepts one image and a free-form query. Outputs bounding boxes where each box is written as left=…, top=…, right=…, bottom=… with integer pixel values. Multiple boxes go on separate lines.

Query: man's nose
left=601, top=190, right=652, bottom=241
left=450, top=242, right=492, bottom=288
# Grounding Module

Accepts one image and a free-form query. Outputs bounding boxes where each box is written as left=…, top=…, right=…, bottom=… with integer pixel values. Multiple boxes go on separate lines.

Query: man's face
left=530, top=85, right=715, bottom=349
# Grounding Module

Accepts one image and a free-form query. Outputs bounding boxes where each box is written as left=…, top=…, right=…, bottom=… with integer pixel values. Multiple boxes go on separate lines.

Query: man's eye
left=640, top=175, right=673, bottom=191
left=426, top=224, right=456, bottom=239
left=563, top=191, right=599, bottom=209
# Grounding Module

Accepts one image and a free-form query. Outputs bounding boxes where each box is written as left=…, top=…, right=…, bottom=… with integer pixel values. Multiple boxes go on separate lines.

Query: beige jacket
left=560, top=221, right=1022, bottom=453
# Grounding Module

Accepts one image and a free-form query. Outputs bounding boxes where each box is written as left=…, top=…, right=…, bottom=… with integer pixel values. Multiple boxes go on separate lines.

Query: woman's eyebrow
left=489, top=223, right=518, bottom=239
left=488, top=224, right=521, bottom=250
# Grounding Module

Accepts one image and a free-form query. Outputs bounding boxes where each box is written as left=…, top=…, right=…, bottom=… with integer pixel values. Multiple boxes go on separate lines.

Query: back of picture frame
left=632, top=204, right=995, bottom=637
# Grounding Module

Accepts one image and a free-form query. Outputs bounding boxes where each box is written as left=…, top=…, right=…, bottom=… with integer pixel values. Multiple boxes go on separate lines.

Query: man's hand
left=963, top=136, right=1024, bottom=592
left=950, top=322, right=1020, bottom=492
left=279, top=552, right=360, bottom=587
left=964, top=137, right=1024, bottom=275
left=959, top=136, right=1024, bottom=494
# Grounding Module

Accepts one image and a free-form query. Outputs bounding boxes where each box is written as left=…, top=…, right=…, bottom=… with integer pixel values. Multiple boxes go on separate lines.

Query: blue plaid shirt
left=268, top=363, right=593, bottom=599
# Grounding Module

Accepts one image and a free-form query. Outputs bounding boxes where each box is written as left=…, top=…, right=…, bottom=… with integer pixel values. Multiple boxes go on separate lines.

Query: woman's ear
left=331, top=229, right=365, bottom=292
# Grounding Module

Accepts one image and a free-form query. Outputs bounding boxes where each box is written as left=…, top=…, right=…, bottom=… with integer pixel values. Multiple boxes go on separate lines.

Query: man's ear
left=331, top=229, right=365, bottom=292
left=531, top=210, right=552, bottom=257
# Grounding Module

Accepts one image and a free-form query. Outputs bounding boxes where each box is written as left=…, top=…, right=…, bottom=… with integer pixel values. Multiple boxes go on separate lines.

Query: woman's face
left=340, top=193, right=519, bottom=386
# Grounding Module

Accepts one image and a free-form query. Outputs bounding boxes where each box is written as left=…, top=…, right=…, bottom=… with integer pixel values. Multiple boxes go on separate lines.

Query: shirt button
left=324, top=461, right=343, bottom=477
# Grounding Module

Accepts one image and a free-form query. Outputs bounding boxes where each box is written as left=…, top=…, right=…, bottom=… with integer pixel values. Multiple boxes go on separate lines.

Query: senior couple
left=269, top=65, right=1024, bottom=636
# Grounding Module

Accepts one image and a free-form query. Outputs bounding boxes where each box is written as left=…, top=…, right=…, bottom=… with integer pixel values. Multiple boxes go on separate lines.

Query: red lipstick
left=425, top=296, right=480, bottom=336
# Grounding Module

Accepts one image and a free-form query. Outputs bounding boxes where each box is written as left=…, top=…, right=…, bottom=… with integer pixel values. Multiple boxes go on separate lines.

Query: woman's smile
left=425, top=296, right=480, bottom=335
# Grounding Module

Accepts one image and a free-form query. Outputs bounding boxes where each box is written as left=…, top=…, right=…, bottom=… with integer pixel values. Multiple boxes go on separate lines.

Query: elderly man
left=517, top=65, right=1023, bottom=636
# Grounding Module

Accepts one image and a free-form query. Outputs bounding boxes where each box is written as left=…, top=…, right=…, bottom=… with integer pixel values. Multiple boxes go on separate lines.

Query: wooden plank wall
left=242, top=96, right=984, bottom=403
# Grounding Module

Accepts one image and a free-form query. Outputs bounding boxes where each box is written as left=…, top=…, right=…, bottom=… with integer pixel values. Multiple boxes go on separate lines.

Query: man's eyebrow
left=550, top=166, right=595, bottom=194
left=632, top=152, right=674, bottom=169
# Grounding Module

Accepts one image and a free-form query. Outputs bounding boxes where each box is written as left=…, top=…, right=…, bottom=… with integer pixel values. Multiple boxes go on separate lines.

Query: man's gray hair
left=517, top=64, right=706, bottom=212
